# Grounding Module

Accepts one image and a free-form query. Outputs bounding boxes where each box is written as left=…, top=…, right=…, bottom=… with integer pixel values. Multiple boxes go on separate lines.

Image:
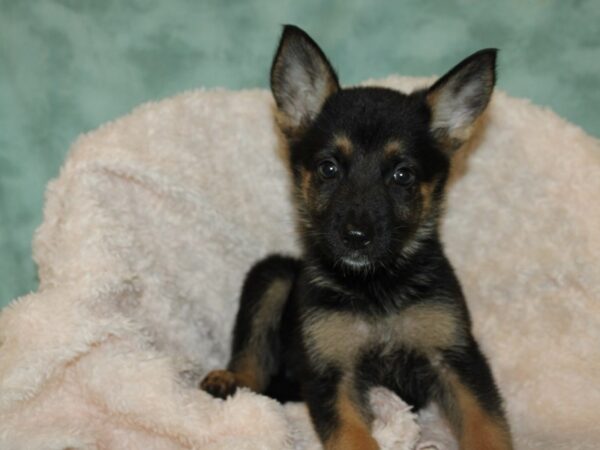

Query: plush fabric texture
left=0, top=76, right=598, bottom=449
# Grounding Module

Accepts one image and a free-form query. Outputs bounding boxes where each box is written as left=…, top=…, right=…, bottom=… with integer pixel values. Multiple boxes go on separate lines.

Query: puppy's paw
left=200, top=369, right=238, bottom=399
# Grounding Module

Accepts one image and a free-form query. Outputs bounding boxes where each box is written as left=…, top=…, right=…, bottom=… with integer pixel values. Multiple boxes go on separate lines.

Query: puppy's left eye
left=317, top=159, right=339, bottom=179
left=392, top=166, right=415, bottom=186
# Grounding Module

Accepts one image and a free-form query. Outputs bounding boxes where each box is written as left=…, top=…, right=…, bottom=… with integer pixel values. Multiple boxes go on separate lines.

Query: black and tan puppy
left=201, top=25, right=513, bottom=450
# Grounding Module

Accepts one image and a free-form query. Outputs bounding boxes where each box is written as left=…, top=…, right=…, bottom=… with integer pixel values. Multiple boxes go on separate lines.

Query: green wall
left=1, top=0, right=598, bottom=308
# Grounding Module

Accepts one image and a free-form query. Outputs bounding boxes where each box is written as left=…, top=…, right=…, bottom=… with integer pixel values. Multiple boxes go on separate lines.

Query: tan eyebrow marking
left=383, top=140, right=404, bottom=159
left=333, top=134, right=353, bottom=157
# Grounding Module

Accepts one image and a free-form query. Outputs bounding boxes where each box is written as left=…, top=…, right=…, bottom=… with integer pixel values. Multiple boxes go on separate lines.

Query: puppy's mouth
left=339, top=252, right=372, bottom=271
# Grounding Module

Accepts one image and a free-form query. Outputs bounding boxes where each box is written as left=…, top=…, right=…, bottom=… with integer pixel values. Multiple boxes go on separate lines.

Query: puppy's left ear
left=426, top=49, right=497, bottom=152
left=270, top=25, right=340, bottom=137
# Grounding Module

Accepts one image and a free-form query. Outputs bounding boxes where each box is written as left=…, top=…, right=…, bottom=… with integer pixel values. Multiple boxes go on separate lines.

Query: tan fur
left=229, top=355, right=263, bottom=391
left=303, top=311, right=370, bottom=372
left=300, top=168, right=313, bottom=205
left=200, top=369, right=237, bottom=394
left=250, top=278, right=292, bottom=345
left=392, top=303, right=464, bottom=352
left=229, top=278, right=293, bottom=392
left=325, top=381, right=379, bottom=450
left=383, top=140, right=404, bottom=159
left=303, top=303, right=463, bottom=372
left=433, top=126, right=473, bottom=153
left=445, top=372, right=513, bottom=450
left=201, top=362, right=262, bottom=394
left=334, top=134, right=353, bottom=157
left=300, top=168, right=329, bottom=213
left=275, top=109, right=304, bottom=139
left=420, top=181, right=435, bottom=217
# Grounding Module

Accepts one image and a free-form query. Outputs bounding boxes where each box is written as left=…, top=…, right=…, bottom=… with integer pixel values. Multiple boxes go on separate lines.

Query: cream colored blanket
left=1, top=77, right=599, bottom=450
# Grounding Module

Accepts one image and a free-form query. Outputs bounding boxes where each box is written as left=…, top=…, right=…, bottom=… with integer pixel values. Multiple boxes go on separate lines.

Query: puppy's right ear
left=270, top=25, right=340, bottom=137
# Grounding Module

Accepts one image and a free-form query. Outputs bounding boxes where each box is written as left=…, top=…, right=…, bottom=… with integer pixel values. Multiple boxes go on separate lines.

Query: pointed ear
left=426, top=49, right=497, bottom=152
left=270, top=25, right=340, bottom=137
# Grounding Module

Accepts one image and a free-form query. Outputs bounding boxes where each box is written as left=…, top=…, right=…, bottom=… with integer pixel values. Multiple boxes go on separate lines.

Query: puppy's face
left=287, top=89, right=449, bottom=270
left=271, top=26, right=496, bottom=271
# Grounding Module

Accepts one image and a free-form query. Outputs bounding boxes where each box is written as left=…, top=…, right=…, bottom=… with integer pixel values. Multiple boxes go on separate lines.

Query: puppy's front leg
left=438, top=337, right=513, bottom=450
left=200, top=255, right=299, bottom=398
left=305, top=374, right=379, bottom=450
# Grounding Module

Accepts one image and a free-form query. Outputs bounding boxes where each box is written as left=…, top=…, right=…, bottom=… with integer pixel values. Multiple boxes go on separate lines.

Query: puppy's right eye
left=392, top=165, right=415, bottom=186
left=317, top=159, right=339, bottom=179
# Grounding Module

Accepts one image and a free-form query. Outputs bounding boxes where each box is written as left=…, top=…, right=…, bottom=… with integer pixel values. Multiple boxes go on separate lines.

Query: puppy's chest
left=301, top=303, right=460, bottom=371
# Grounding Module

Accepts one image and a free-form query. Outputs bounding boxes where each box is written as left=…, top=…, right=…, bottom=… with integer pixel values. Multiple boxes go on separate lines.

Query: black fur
left=201, top=25, right=512, bottom=450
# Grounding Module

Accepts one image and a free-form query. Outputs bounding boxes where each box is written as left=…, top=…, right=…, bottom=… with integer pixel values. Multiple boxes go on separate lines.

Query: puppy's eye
left=317, top=159, right=339, bottom=179
left=392, top=166, right=415, bottom=186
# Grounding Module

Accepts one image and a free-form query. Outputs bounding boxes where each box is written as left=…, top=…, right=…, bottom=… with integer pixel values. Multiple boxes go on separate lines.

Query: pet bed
left=1, top=76, right=599, bottom=450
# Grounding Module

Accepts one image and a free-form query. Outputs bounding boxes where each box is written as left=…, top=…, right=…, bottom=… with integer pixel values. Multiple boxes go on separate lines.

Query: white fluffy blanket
left=1, top=77, right=599, bottom=450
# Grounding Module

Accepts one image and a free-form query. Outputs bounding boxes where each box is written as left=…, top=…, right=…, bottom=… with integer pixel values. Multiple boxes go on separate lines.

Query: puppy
left=201, top=25, right=513, bottom=450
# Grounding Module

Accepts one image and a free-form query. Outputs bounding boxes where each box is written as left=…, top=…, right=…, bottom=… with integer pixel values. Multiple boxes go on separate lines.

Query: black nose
left=342, top=223, right=372, bottom=249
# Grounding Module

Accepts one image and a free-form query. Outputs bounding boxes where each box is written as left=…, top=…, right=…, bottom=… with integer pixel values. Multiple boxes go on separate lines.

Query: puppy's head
left=271, top=25, right=496, bottom=271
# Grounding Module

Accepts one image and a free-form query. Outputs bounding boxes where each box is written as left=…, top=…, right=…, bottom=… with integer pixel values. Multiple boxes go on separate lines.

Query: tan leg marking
left=229, top=353, right=264, bottom=392
left=447, top=373, right=513, bottom=450
left=235, top=277, right=293, bottom=391
left=325, top=382, right=379, bottom=450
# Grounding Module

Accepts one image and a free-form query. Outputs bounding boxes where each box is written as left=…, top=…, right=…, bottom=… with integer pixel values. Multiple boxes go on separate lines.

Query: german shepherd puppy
left=201, top=25, right=513, bottom=450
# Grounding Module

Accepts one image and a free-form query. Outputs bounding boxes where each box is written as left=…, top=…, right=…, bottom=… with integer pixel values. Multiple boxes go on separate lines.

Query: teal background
left=1, top=0, right=598, bottom=308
